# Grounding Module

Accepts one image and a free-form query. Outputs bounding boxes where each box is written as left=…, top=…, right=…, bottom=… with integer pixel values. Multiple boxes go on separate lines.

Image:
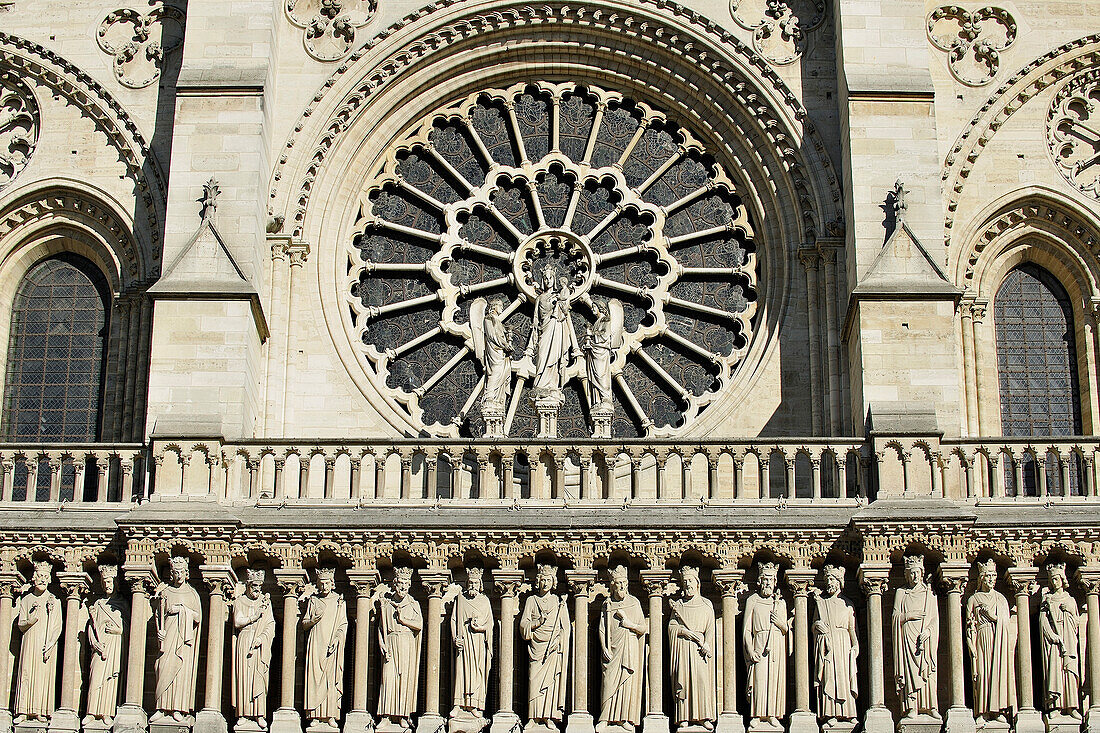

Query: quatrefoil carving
left=97, top=5, right=184, bottom=89
left=286, top=0, right=376, bottom=62
left=729, top=0, right=826, bottom=66
left=927, top=5, right=1017, bottom=87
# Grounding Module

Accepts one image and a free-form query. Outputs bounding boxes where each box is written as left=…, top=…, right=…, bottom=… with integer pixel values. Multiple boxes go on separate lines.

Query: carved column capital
left=1076, top=566, right=1100, bottom=595
left=712, top=568, right=748, bottom=600
left=938, top=562, right=970, bottom=594
left=274, top=568, right=308, bottom=598
left=122, top=564, right=157, bottom=596
left=347, top=569, right=381, bottom=597
left=0, top=572, right=20, bottom=599
left=566, top=570, right=597, bottom=597
left=639, top=569, right=673, bottom=597
left=420, top=570, right=450, bottom=598
left=199, top=564, right=237, bottom=599
left=1005, top=567, right=1040, bottom=597
left=287, top=241, right=310, bottom=268
left=858, top=565, right=890, bottom=596
left=57, top=571, right=90, bottom=599
left=786, top=568, right=817, bottom=597
left=493, top=569, right=527, bottom=599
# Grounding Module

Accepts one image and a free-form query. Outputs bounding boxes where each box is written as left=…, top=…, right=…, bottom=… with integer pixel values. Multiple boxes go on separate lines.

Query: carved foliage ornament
left=348, top=82, right=758, bottom=439
left=729, top=0, right=825, bottom=66
left=927, top=5, right=1017, bottom=87
left=286, top=0, right=375, bottom=62
left=97, top=4, right=185, bottom=89
left=0, top=71, right=38, bottom=192
left=1048, top=69, right=1100, bottom=200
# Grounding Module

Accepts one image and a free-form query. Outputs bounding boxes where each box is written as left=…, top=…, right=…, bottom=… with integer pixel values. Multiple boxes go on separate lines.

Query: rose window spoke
left=347, top=81, right=758, bottom=438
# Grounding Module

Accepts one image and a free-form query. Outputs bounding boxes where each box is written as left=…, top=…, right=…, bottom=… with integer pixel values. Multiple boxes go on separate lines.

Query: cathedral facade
left=0, top=3, right=1098, bottom=733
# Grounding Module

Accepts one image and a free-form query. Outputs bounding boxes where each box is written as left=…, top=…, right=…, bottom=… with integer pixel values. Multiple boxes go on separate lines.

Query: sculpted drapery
left=520, top=563, right=571, bottom=726
left=232, top=567, right=276, bottom=726
left=451, top=567, right=493, bottom=716
left=813, top=565, right=857, bottom=722
left=378, top=567, right=423, bottom=727
left=1039, top=562, right=1084, bottom=717
left=892, top=555, right=939, bottom=719
left=598, top=566, right=646, bottom=731
left=742, top=562, right=788, bottom=724
left=530, top=273, right=579, bottom=400
left=14, top=561, right=62, bottom=723
left=668, top=566, right=717, bottom=729
left=85, top=565, right=126, bottom=724
left=152, top=557, right=203, bottom=722
left=966, top=560, right=1014, bottom=720
left=303, top=567, right=348, bottom=726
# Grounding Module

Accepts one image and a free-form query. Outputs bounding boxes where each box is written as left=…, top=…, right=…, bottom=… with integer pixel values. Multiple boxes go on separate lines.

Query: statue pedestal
left=1045, top=713, right=1084, bottom=733
left=534, top=396, right=562, bottom=438
left=194, top=711, right=227, bottom=733
left=819, top=720, right=856, bottom=733
left=412, top=715, right=445, bottom=733
left=483, top=407, right=506, bottom=438
left=148, top=720, right=194, bottom=733
left=945, top=709, right=975, bottom=733
left=343, top=711, right=375, bottom=733
left=488, top=713, right=520, bottom=733
left=974, top=718, right=1009, bottom=733
left=1013, top=711, right=1043, bottom=733
left=448, top=710, right=488, bottom=733
left=15, top=718, right=49, bottom=733
left=522, top=722, right=560, bottom=733
left=787, top=712, right=818, bottom=733
left=862, top=707, right=893, bottom=733
left=591, top=406, right=613, bottom=439
left=0, top=711, right=11, bottom=733
left=715, top=713, right=744, bottom=733
left=897, top=714, right=943, bottom=733
left=270, top=709, right=302, bottom=733
left=232, top=719, right=269, bottom=733
left=564, top=713, right=594, bottom=733
left=113, top=704, right=150, bottom=733
left=305, top=722, right=342, bottom=733
left=46, top=710, right=79, bottom=733
left=642, top=715, right=669, bottom=733
left=746, top=719, right=783, bottom=733
left=1085, top=708, right=1100, bottom=733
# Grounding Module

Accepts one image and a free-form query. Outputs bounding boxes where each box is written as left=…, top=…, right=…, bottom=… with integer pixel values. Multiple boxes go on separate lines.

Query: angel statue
left=471, top=296, right=515, bottom=436
left=583, top=297, right=624, bottom=411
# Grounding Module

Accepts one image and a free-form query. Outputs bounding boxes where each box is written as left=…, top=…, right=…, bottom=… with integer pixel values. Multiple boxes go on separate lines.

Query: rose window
left=347, top=82, right=758, bottom=438
left=1048, top=70, right=1100, bottom=199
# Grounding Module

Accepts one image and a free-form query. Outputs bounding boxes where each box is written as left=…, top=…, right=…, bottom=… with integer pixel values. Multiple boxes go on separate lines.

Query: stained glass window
left=995, top=263, right=1081, bottom=494
left=2, top=255, right=109, bottom=442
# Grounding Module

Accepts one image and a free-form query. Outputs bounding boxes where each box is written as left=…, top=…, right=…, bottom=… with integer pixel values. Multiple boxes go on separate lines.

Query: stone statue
left=1039, top=562, right=1084, bottom=718
left=669, top=565, right=717, bottom=731
left=964, top=559, right=1014, bottom=725
left=892, top=555, right=940, bottom=719
left=13, top=560, right=61, bottom=724
left=449, top=566, right=493, bottom=731
left=471, top=297, right=515, bottom=416
left=378, top=566, right=423, bottom=731
left=529, top=270, right=580, bottom=401
left=84, top=564, right=127, bottom=728
left=302, top=566, right=348, bottom=728
left=519, top=562, right=571, bottom=731
left=583, top=297, right=624, bottom=410
left=232, top=566, right=276, bottom=729
left=743, top=562, right=788, bottom=728
left=597, top=565, right=646, bottom=733
left=813, top=564, right=858, bottom=725
left=151, top=556, right=203, bottom=723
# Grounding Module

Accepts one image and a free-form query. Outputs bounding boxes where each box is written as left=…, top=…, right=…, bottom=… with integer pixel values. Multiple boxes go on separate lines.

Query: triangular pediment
left=149, top=217, right=256, bottom=297
left=852, top=221, right=961, bottom=298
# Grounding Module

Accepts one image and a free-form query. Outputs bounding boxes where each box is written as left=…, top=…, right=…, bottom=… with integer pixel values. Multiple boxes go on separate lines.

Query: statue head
left=1047, top=562, right=1068, bottom=591
left=98, top=563, right=118, bottom=596
left=30, top=561, right=52, bottom=592
left=245, top=567, right=265, bottom=598
left=757, top=561, right=778, bottom=596
left=541, top=267, right=556, bottom=291
left=557, top=275, right=571, bottom=295
left=977, top=559, right=998, bottom=592
left=465, top=566, right=484, bottom=596
left=903, top=555, right=925, bottom=587
left=680, top=565, right=701, bottom=598
left=592, top=297, right=608, bottom=318
left=609, top=565, right=629, bottom=600
left=316, top=566, right=336, bottom=595
left=392, top=566, right=413, bottom=597
left=823, top=564, right=845, bottom=596
left=488, top=296, right=506, bottom=317
left=168, top=556, right=189, bottom=587
left=536, top=563, right=557, bottom=594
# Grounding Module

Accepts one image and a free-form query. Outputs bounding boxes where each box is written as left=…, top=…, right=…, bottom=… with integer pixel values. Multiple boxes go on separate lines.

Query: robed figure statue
left=743, top=562, right=788, bottom=728
left=378, top=567, right=423, bottom=730
left=668, top=565, right=717, bottom=731
left=84, top=564, right=127, bottom=727
left=520, top=563, right=571, bottom=731
left=813, top=565, right=858, bottom=725
left=892, top=555, right=940, bottom=720
left=233, top=566, right=276, bottom=729
left=597, top=565, right=646, bottom=733
left=966, top=559, right=1015, bottom=723
left=1039, top=562, right=1084, bottom=719
left=14, top=561, right=62, bottom=724
left=151, top=556, right=203, bottom=723
left=302, top=566, right=348, bottom=728
left=449, top=566, right=493, bottom=731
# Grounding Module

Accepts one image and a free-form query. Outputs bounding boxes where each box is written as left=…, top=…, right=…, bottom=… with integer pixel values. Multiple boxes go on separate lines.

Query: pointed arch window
left=2, top=254, right=110, bottom=442
left=994, top=263, right=1082, bottom=494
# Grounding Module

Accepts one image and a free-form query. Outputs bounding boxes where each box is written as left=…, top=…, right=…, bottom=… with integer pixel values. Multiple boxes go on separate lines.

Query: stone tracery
left=0, top=70, right=38, bottom=193
left=348, top=82, right=757, bottom=438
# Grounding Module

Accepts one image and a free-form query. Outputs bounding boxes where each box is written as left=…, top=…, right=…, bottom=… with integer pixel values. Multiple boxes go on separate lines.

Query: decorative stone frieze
left=927, top=6, right=1017, bottom=87
left=729, top=0, right=826, bottom=66
left=96, top=4, right=185, bottom=89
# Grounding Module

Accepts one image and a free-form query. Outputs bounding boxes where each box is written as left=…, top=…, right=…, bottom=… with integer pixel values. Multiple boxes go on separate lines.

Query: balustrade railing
left=0, top=443, right=146, bottom=504
left=941, top=437, right=1100, bottom=499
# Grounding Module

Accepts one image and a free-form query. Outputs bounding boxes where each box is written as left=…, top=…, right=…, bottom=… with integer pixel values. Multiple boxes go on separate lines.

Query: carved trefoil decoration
left=97, top=4, right=185, bottom=89
left=0, top=71, right=39, bottom=192
left=286, top=0, right=375, bottom=62
left=729, top=0, right=826, bottom=66
left=348, top=82, right=758, bottom=439
left=927, top=5, right=1017, bottom=87
left=1048, top=69, right=1100, bottom=200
